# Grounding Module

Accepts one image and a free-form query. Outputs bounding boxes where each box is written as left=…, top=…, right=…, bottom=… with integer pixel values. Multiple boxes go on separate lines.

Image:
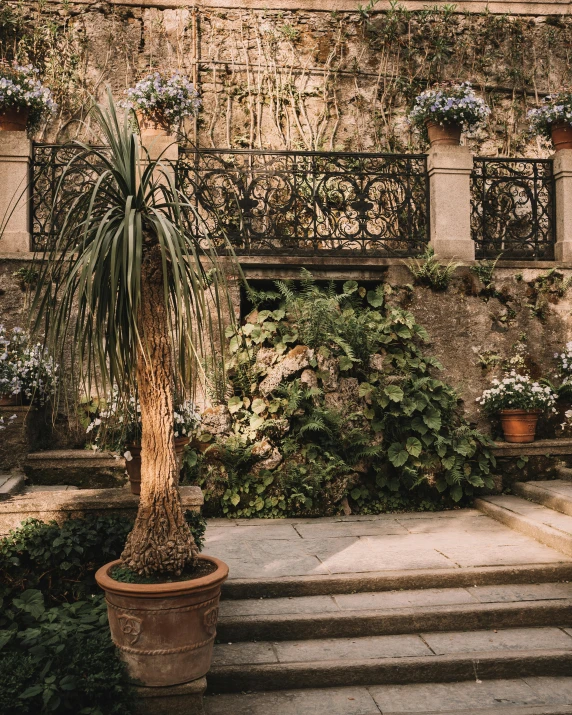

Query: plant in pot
left=0, top=62, right=56, bottom=132
left=86, top=394, right=201, bottom=494
left=31, top=91, right=234, bottom=689
left=408, top=82, right=490, bottom=147
left=528, top=92, right=572, bottom=152
left=0, top=324, right=58, bottom=406
left=121, top=72, right=200, bottom=137
left=476, top=370, right=557, bottom=443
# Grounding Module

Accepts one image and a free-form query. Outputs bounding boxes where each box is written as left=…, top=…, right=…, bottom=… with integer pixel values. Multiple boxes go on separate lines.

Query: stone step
left=514, top=481, right=572, bottom=517
left=204, top=676, right=572, bottom=714
left=0, top=485, right=203, bottom=535
left=556, top=466, right=572, bottom=483
left=475, top=496, right=572, bottom=558
left=218, top=582, right=572, bottom=642
left=208, top=626, right=572, bottom=693
left=0, top=472, right=25, bottom=501
left=222, top=563, right=572, bottom=600
left=24, top=450, right=126, bottom=489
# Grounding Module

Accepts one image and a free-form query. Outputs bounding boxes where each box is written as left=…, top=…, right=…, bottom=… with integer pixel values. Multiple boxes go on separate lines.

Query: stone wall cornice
left=43, top=0, right=572, bottom=16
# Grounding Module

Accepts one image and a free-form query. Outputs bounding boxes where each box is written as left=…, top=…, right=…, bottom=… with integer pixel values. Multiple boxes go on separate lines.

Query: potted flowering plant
left=0, top=62, right=56, bottom=132
left=476, top=370, right=557, bottom=443
left=0, top=325, right=58, bottom=405
left=121, top=72, right=200, bottom=136
left=86, top=394, right=200, bottom=494
left=409, top=82, right=490, bottom=147
left=528, top=92, right=572, bottom=152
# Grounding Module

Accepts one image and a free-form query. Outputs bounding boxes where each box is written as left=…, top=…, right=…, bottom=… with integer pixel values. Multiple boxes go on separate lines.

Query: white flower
left=124, top=450, right=133, bottom=462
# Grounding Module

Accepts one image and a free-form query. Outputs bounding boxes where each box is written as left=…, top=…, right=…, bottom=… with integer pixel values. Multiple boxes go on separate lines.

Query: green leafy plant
left=405, top=247, right=460, bottom=291
left=184, top=275, right=496, bottom=512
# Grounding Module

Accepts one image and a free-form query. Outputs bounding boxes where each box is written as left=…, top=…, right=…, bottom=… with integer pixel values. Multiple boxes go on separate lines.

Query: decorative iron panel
left=31, top=143, right=108, bottom=251
left=471, top=158, right=555, bottom=260
left=176, top=149, right=429, bottom=257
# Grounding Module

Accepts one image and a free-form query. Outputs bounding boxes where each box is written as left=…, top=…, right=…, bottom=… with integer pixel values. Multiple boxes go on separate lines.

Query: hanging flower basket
left=0, top=63, right=56, bottom=132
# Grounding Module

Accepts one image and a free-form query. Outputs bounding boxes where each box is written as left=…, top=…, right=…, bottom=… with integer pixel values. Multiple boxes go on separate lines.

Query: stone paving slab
left=205, top=510, right=572, bottom=582
left=204, top=677, right=572, bottom=715
left=422, top=627, right=572, bottom=655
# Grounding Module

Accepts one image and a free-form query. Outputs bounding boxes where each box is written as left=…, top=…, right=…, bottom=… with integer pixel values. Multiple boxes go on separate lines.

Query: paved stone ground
left=204, top=509, right=572, bottom=579
left=204, top=677, right=572, bottom=714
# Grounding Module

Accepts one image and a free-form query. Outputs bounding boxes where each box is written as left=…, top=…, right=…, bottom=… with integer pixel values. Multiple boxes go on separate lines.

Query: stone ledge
left=492, top=438, right=572, bottom=458
left=133, top=677, right=206, bottom=715
left=24, top=449, right=127, bottom=489
left=0, top=486, right=204, bottom=534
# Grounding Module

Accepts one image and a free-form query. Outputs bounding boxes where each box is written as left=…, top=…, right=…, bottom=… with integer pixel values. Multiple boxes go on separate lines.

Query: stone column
left=553, top=149, right=572, bottom=262
left=427, top=145, right=475, bottom=261
left=0, top=131, right=32, bottom=253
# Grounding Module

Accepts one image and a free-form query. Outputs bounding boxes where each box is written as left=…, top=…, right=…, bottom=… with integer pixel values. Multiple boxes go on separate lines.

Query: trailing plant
left=405, top=247, right=459, bottom=291
left=0, top=62, right=56, bottom=130
left=528, top=92, right=572, bottom=138
left=184, top=274, right=496, bottom=513
left=122, top=72, right=201, bottom=132
left=527, top=269, right=572, bottom=321
left=408, top=82, right=490, bottom=139
left=0, top=325, right=58, bottom=404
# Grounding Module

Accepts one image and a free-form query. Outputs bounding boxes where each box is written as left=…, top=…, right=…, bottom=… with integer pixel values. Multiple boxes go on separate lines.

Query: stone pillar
left=553, top=149, right=572, bottom=262
left=140, top=133, right=178, bottom=165
left=427, top=145, right=475, bottom=261
left=0, top=131, right=32, bottom=253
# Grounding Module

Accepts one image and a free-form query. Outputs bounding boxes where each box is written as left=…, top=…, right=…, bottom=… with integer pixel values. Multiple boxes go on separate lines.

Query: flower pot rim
left=95, top=554, right=228, bottom=598
left=499, top=408, right=543, bottom=414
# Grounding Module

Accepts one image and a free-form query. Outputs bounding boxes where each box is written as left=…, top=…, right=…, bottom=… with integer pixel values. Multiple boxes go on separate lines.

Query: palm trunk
left=121, top=243, right=197, bottom=576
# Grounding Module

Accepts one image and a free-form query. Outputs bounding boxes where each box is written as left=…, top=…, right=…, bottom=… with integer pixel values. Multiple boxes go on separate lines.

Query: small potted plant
left=409, top=82, right=490, bottom=147
left=86, top=393, right=200, bottom=494
left=121, top=72, right=200, bottom=137
left=476, top=370, right=557, bottom=443
left=528, top=92, right=572, bottom=151
left=0, top=62, right=56, bottom=132
left=0, top=325, right=58, bottom=405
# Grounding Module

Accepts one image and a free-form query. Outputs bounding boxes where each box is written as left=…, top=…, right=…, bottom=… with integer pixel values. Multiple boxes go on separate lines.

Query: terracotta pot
left=125, top=437, right=190, bottom=495
left=95, top=555, right=228, bottom=687
left=0, top=107, right=29, bottom=131
left=499, top=409, right=541, bottom=443
left=426, top=120, right=462, bottom=147
left=550, top=122, right=572, bottom=152
left=0, top=394, right=19, bottom=406
left=136, top=110, right=171, bottom=138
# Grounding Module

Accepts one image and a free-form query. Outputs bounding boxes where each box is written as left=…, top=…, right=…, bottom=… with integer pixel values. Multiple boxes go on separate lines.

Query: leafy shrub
left=0, top=511, right=207, bottom=714
left=184, top=274, right=496, bottom=515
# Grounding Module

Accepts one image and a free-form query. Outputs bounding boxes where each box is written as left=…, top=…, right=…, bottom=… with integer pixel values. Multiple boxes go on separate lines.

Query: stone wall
left=3, top=1, right=572, bottom=155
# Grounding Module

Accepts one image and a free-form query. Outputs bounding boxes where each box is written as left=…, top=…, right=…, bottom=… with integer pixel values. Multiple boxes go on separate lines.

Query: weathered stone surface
left=24, top=450, right=126, bottom=489
left=200, top=405, right=232, bottom=436
left=0, top=485, right=203, bottom=534
left=259, top=345, right=314, bottom=396
left=134, top=677, right=206, bottom=715
left=0, top=406, right=42, bottom=471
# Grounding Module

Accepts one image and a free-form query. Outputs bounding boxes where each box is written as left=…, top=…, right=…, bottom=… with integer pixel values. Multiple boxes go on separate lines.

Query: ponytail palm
left=32, top=95, right=232, bottom=576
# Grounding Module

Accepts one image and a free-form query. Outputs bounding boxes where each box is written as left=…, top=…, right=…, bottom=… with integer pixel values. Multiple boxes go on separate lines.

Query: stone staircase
left=203, top=483, right=572, bottom=714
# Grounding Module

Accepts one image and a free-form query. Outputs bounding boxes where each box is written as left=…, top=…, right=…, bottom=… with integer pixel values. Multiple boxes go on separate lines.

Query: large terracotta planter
left=95, top=555, right=228, bottom=687
left=125, top=436, right=190, bottom=495
left=0, top=107, right=29, bottom=131
left=499, top=409, right=541, bottom=443
left=550, top=122, right=572, bottom=152
left=426, top=120, right=462, bottom=147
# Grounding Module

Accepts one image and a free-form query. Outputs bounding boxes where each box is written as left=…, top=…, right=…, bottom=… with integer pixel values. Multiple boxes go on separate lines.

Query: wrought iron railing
left=471, top=157, right=555, bottom=260
left=31, top=143, right=108, bottom=251
left=176, top=149, right=430, bottom=257
left=30, top=145, right=430, bottom=256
